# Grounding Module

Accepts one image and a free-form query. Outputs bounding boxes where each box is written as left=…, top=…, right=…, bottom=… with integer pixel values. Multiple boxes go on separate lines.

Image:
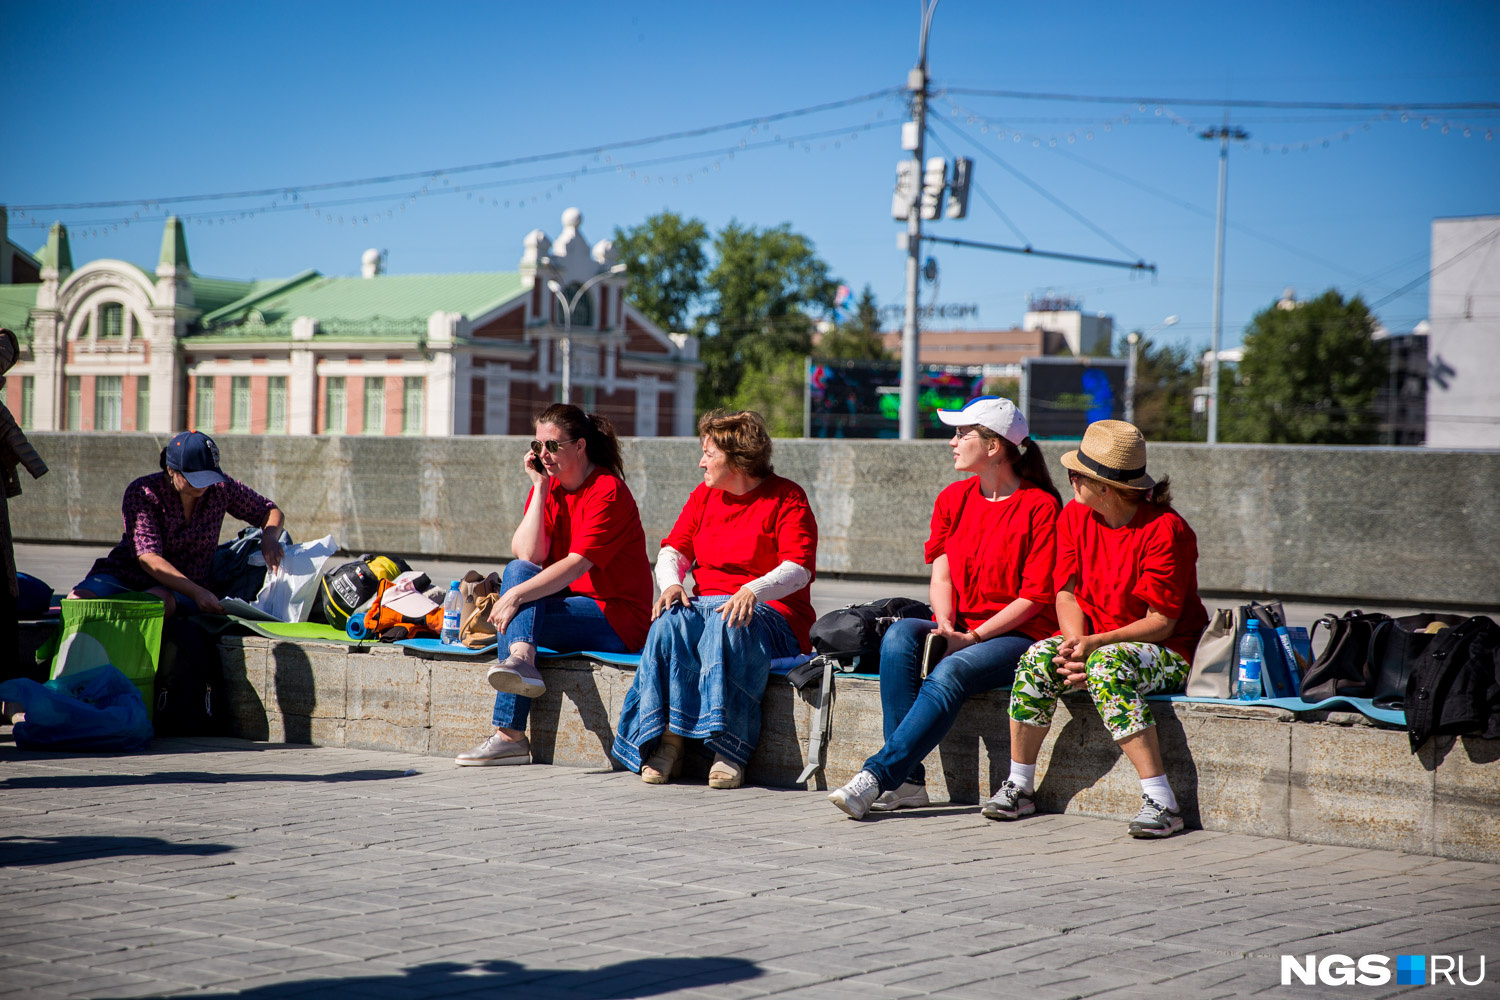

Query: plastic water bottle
left=1237, top=619, right=1264, bottom=701
left=441, top=580, right=462, bottom=645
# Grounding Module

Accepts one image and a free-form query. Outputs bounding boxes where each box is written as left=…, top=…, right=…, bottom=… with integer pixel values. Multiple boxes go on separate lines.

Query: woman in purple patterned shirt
left=68, top=431, right=286, bottom=617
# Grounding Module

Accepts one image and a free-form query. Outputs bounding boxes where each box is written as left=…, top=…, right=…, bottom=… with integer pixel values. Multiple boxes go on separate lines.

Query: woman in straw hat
left=983, top=419, right=1208, bottom=839
left=828, top=397, right=1062, bottom=820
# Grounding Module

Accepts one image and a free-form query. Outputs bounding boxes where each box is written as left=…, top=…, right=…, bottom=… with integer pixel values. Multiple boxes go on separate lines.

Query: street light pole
left=1200, top=118, right=1248, bottom=445
left=546, top=264, right=627, bottom=405
left=898, top=0, right=940, bottom=441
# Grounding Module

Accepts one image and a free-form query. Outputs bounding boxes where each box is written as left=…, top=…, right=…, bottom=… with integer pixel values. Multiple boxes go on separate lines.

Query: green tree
left=698, top=221, right=837, bottom=412
left=612, top=211, right=709, bottom=332
left=815, top=284, right=889, bottom=361
left=1118, top=334, right=1199, bottom=441
left=1222, top=289, right=1383, bottom=444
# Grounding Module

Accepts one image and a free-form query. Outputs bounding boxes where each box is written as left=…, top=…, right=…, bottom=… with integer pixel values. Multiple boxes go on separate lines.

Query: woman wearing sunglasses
left=828, top=397, right=1062, bottom=819
left=612, top=410, right=818, bottom=790
left=985, top=419, right=1208, bottom=838
left=455, top=403, right=651, bottom=767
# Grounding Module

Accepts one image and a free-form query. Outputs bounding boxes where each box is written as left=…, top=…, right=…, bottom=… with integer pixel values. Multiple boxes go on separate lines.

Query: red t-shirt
left=924, top=479, right=1060, bottom=642
left=533, top=468, right=652, bottom=651
left=1053, top=500, right=1210, bottom=663
left=662, top=474, right=819, bottom=652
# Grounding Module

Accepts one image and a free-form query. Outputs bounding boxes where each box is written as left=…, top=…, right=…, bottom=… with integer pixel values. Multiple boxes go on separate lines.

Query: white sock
left=1141, top=774, right=1178, bottom=812
left=1007, top=761, right=1036, bottom=794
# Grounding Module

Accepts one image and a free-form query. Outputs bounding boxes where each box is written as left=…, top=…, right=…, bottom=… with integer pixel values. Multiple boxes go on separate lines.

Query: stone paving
left=2, top=737, right=1497, bottom=1000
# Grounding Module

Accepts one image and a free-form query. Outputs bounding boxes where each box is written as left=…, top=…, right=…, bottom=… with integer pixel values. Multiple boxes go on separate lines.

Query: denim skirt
left=612, top=595, right=800, bottom=770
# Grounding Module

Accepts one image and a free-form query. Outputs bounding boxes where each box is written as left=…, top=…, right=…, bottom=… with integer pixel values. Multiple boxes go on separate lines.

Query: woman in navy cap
left=828, top=396, right=1063, bottom=820
left=68, top=431, right=285, bottom=616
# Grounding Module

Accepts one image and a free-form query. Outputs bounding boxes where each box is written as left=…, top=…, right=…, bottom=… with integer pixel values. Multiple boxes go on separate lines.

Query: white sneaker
left=867, top=781, right=930, bottom=812
left=827, top=770, right=882, bottom=820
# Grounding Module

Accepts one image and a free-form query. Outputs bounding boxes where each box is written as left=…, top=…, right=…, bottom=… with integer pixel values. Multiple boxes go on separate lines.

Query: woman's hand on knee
left=716, top=587, right=758, bottom=628
left=652, top=584, right=689, bottom=621
left=488, top=591, right=520, bottom=632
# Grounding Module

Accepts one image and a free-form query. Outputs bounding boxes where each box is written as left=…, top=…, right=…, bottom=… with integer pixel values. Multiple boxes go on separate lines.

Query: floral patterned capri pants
left=1008, top=636, right=1190, bottom=741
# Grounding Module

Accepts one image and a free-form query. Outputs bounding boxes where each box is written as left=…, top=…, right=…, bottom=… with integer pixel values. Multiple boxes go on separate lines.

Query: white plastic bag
left=252, top=534, right=338, bottom=623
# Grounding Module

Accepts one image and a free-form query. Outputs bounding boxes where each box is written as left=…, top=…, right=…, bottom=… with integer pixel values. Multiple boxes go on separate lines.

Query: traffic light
left=920, top=157, right=947, bottom=220
left=891, top=160, right=919, bottom=220
left=945, top=157, right=973, bottom=219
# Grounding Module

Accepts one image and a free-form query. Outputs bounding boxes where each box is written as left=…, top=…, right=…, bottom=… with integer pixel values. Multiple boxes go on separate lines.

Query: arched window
left=100, top=303, right=124, bottom=339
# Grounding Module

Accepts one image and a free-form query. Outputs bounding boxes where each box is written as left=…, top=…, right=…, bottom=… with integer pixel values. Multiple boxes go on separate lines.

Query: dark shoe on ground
left=827, top=769, right=882, bottom=820
left=487, top=654, right=546, bottom=698
left=1128, top=795, right=1184, bottom=839
left=868, top=781, right=930, bottom=812
left=454, top=732, right=531, bottom=766
left=980, top=779, right=1036, bottom=821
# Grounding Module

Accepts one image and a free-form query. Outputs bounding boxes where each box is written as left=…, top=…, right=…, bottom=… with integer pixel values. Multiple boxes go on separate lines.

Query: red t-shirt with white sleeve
left=662, top=474, right=819, bottom=652
left=1052, top=499, right=1210, bottom=663
left=924, top=479, right=1060, bottom=642
left=535, top=468, right=653, bottom=651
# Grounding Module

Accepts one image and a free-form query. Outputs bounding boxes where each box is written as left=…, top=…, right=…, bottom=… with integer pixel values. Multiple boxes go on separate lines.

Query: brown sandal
left=641, top=741, right=684, bottom=784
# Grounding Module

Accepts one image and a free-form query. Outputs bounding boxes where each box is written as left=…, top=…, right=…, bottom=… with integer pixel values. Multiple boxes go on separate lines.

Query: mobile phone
left=528, top=453, right=545, bottom=474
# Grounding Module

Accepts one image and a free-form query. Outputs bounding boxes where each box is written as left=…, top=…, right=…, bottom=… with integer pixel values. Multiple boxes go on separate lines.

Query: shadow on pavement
left=0, top=834, right=234, bottom=867
left=97, top=957, right=763, bottom=1000
left=0, top=768, right=411, bottom=790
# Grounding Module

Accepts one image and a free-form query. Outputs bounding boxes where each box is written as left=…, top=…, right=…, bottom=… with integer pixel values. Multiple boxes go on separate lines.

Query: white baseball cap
left=935, top=396, right=1029, bottom=446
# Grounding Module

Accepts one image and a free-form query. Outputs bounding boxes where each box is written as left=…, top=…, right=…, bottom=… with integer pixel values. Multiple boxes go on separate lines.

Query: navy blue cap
left=164, top=431, right=225, bottom=488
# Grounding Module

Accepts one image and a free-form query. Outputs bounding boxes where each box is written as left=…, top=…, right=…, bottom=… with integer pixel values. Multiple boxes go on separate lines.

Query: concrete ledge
left=216, top=635, right=1500, bottom=863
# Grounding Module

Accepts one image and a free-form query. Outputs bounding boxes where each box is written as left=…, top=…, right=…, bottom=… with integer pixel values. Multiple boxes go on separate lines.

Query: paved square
left=2, top=737, right=1496, bottom=998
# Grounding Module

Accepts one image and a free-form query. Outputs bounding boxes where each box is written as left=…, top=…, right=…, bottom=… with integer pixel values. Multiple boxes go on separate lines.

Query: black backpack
left=809, top=597, right=933, bottom=673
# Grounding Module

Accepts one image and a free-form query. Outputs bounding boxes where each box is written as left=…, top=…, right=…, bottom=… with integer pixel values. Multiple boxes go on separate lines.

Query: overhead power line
left=944, top=88, right=1500, bottom=112
left=929, top=113, right=1148, bottom=262
left=10, top=88, right=901, bottom=212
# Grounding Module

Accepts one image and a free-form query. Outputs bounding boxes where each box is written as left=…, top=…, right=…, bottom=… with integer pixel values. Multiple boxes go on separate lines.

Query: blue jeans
left=863, top=617, right=1033, bottom=792
left=612, top=595, right=800, bottom=771
left=491, top=560, right=627, bottom=731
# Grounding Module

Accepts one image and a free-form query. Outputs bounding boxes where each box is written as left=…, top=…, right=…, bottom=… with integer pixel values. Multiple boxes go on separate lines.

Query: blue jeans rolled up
left=491, top=559, right=627, bottom=732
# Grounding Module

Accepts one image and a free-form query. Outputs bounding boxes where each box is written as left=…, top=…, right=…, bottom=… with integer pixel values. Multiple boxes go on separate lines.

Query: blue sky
left=4, top=1, right=1497, bottom=351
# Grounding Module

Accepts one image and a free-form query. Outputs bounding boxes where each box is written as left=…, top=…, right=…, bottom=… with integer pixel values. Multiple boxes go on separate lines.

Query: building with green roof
left=4, top=209, right=699, bottom=437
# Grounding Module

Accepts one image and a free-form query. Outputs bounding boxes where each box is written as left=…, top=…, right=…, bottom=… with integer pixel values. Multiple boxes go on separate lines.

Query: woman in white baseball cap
left=983, top=419, right=1208, bottom=839
left=829, top=396, right=1064, bottom=820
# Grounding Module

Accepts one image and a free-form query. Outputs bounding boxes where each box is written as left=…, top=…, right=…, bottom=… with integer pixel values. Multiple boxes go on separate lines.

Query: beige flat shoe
left=641, top=740, right=684, bottom=784
left=707, top=754, right=744, bottom=790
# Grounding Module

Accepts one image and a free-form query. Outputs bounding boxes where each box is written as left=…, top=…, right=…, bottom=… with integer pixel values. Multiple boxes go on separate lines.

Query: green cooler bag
left=39, top=594, right=167, bottom=719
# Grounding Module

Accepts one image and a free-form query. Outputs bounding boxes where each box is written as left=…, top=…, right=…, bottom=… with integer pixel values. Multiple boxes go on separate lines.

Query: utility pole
left=1201, top=117, right=1248, bottom=445
left=898, top=0, right=941, bottom=440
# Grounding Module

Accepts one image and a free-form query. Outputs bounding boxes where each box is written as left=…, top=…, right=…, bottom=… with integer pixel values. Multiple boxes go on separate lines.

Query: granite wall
left=11, top=432, right=1500, bottom=607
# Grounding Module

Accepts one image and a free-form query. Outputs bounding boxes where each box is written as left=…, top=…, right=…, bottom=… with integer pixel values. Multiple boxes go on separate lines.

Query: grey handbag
left=1187, top=607, right=1239, bottom=698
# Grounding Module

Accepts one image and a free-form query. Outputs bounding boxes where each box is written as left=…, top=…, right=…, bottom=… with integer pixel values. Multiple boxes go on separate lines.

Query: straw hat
left=1059, top=420, right=1155, bottom=490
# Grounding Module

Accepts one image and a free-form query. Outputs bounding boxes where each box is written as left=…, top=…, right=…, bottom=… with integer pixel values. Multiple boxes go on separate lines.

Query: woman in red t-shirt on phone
left=454, top=404, right=652, bottom=768
left=828, top=396, right=1062, bottom=820
left=613, top=410, right=818, bottom=790
left=986, top=420, right=1208, bottom=839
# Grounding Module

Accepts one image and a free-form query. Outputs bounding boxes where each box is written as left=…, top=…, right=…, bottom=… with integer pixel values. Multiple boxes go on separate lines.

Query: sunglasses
left=1068, top=470, right=1103, bottom=490
left=529, top=438, right=578, bottom=456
